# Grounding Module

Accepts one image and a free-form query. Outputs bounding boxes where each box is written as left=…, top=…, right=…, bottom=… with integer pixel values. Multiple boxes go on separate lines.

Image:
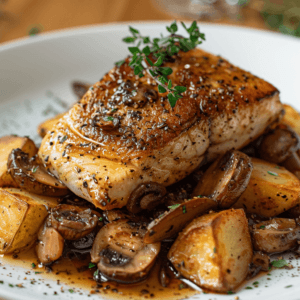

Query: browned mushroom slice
left=282, top=151, right=300, bottom=179
left=126, top=182, right=167, bottom=214
left=143, top=196, right=217, bottom=244
left=252, top=251, right=270, bottom=272
left=36, top=224, right=64, bottom=264
left=102, top=209, right=131, bottom=223
left=48, top=204, right=102, bottom=240
left=91, top=219, right=160, bottom=283
left=258, top=125, right=300, bottom=164
left=192, top=150, right=253, bottom=209
left=8, top=149, right=69, bottom=197
left=252, top=218, right=300, bottom=254
left=72, top=81, right=91, bottom=100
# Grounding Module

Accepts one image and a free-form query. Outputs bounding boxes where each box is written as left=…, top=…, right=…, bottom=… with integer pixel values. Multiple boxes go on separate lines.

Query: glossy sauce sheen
left=0, top=249, right=198, bottom=299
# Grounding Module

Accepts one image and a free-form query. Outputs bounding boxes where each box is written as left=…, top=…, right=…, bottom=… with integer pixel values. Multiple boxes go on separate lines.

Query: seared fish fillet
left=39, top=48, right=283, bottom=209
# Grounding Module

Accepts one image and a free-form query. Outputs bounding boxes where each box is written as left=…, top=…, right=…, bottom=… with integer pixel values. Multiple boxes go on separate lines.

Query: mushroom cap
left=259, top=125, right=300, bottom=164
left=126, top=182, right=167, bottom=214
left=49, top=204, right=102, bottom=240
left=91, top=219, right=160, bottom=283
left=192, top=150, right=253, bottom=208
left=36, top=225, right=64, bottom=265
left=7, top=149, right=69, bottom=196
left=252, top=218, right=300, bottom=254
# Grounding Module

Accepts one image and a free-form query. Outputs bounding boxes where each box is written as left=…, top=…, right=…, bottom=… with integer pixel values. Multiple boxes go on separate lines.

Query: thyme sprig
left=117, top=21, right=205, bottom=107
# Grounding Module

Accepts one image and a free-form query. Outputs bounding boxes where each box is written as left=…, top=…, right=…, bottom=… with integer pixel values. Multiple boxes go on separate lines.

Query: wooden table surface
left=0, top=0, right=268, bottom=44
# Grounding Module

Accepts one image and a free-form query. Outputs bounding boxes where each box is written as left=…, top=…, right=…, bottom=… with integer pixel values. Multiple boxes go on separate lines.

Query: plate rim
left=0, top=20, right=299, bottom=53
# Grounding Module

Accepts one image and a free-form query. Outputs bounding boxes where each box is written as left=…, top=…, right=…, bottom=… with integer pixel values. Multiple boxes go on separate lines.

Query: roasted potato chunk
left=168, top=209, right=252, bottom=293
left=0, top=136, right=37, bottom=187
left=37, top=113, right=65, bottom=138
left=0, top=188, right=60, bottom=254
left=233, top=158, right=300, bottom=218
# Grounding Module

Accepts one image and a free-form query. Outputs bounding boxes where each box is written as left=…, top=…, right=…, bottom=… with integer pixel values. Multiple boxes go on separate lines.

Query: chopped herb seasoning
left=179, top=283, right=185, bottom=290
left=106, top=116, right=114, bottom=122
left=253, top=281, right=259, bottom=285
left=9, top=284, right=14, bottom=287
left=60, top=135, right=68, bottom=143
left=268, top=171, right=278, bottom=176
left=271, top=259, right=289, bottom=268
left=260, top=225, right=266, bottom=229
left=88, top=263, right=96, bottom=268
left=285, top=285, right=293, bottom=288
left=99, top=217, right=103, bottom=222
left=245, top=287, right=253, bottom=289
left=35, top=272, right=42, bottom=274
left=227, top=291, right=234, bottom=294
left=182, top=205, right=186, bottom=214
left=32, top=166, right=38, bottom=173
left=0, top=281, right=3, bottom=284
left=107, top=198, right=110, bottom=203
left=31, top=263, right=36, bottom=268
left=213, top=247, right=217, bottom=253
left=168, top=204, right=180, bottom=210
left=275, top=166, right=280, bottom=169
left=69, top=289, right=74, bottom=293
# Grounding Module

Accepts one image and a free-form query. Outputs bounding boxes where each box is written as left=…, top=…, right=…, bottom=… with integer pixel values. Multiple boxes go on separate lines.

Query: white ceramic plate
left=0, top=22, right=300, bottom=300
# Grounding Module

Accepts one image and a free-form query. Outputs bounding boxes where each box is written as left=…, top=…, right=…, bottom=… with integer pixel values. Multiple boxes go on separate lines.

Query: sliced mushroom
left=48, top=204, right=102, bottom=240
left=91, top=219, right=161, bottom=283
left=126, top=182, right=167, bottom=214
left=287, top=204, right=300, bottom=218
left=102, top=209, right=131, bottom=223
left=192, top=150, right=253, bottom=209
left=259, top=125, right=300, bottom=164
left=8, top=149, right=69, bottom=197
left=282, top=151, right=300, bottom=179
left=36, top=224, right=64, bottom=264
left=252, top=251, right=270, bottom=272
left=72, top=81, right=91, bottom=99
left=143, top=196, right=217, bottom=244
left=251, top=218, right=300, bottom=254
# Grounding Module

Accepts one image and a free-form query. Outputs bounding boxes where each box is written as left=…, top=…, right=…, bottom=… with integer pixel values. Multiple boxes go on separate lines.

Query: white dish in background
left=0, top=22, right=299, bottom=300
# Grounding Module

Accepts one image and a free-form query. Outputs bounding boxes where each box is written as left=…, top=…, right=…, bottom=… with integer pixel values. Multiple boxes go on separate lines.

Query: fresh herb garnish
left=99, top=217, right=103, bottom=222
left=68, top=289, right=74, bottom=293
left=268, top=171, right=278, bottom=176
left=31, top=263, right=36, bottom=268
left=105, top=116, right=114, bottom=122
left=285, top=285, right=293, bottom=288
left=168, top=204, right=180, bottom=210
left=35, top=272, right=42, bottom=274
left=213, top=247, right=216, bottom=253
left=88, top=263, right=96, bottom=268
left=0, top=281, right=3, bottom=284
left=227, top=290, right=234, bottom=294
left=271, top=259, right=289, bottom=268
left=197, top=195, right=203, bottom=198
left=60, top=135, right=68, bottom=143
left=94, top=269, right=99, bottom=277
left=107, top=198, right=110, bottom=203
left=9, top=284, right=14, bottom=288
left=260, top=225, right=266, bottom=229
left=182, top=205, right=186, bottom=214
left=253, top=281, right=259, bottom=285
left=118, top=21, right=205, bottom=108
left=245, top=286, right=253, bottom=289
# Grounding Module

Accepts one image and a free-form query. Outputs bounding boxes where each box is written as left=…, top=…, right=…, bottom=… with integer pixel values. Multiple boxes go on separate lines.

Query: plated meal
left=1, top=21, right=300, bottom=299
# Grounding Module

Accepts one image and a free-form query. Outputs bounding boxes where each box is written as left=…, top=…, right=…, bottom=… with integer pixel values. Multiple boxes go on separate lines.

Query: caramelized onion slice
left=259, top=125, right=300, bottom=164
left=252, top=218, right=300, bottom=254
left=8, top=149, right=69, bottom=197
left=192, top=150, right=253, bottom=209
left=36, top=225, right=64, bottom=264
left=48, top=204, right=102, bottom=240
left=143, top=196, right=217, bottom=244
left=91, top=219, right=160, bottom=283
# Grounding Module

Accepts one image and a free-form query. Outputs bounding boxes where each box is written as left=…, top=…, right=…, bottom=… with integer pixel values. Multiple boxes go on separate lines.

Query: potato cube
left=0, top=188, right=60, bottom=254
left=168, top=209, right=252, bottom=293
left=233, top=158, right=300, bottom=217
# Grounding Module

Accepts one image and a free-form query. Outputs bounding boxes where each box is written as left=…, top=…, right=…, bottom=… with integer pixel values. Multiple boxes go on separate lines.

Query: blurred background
left=0, top=0, right=299, bottom=44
